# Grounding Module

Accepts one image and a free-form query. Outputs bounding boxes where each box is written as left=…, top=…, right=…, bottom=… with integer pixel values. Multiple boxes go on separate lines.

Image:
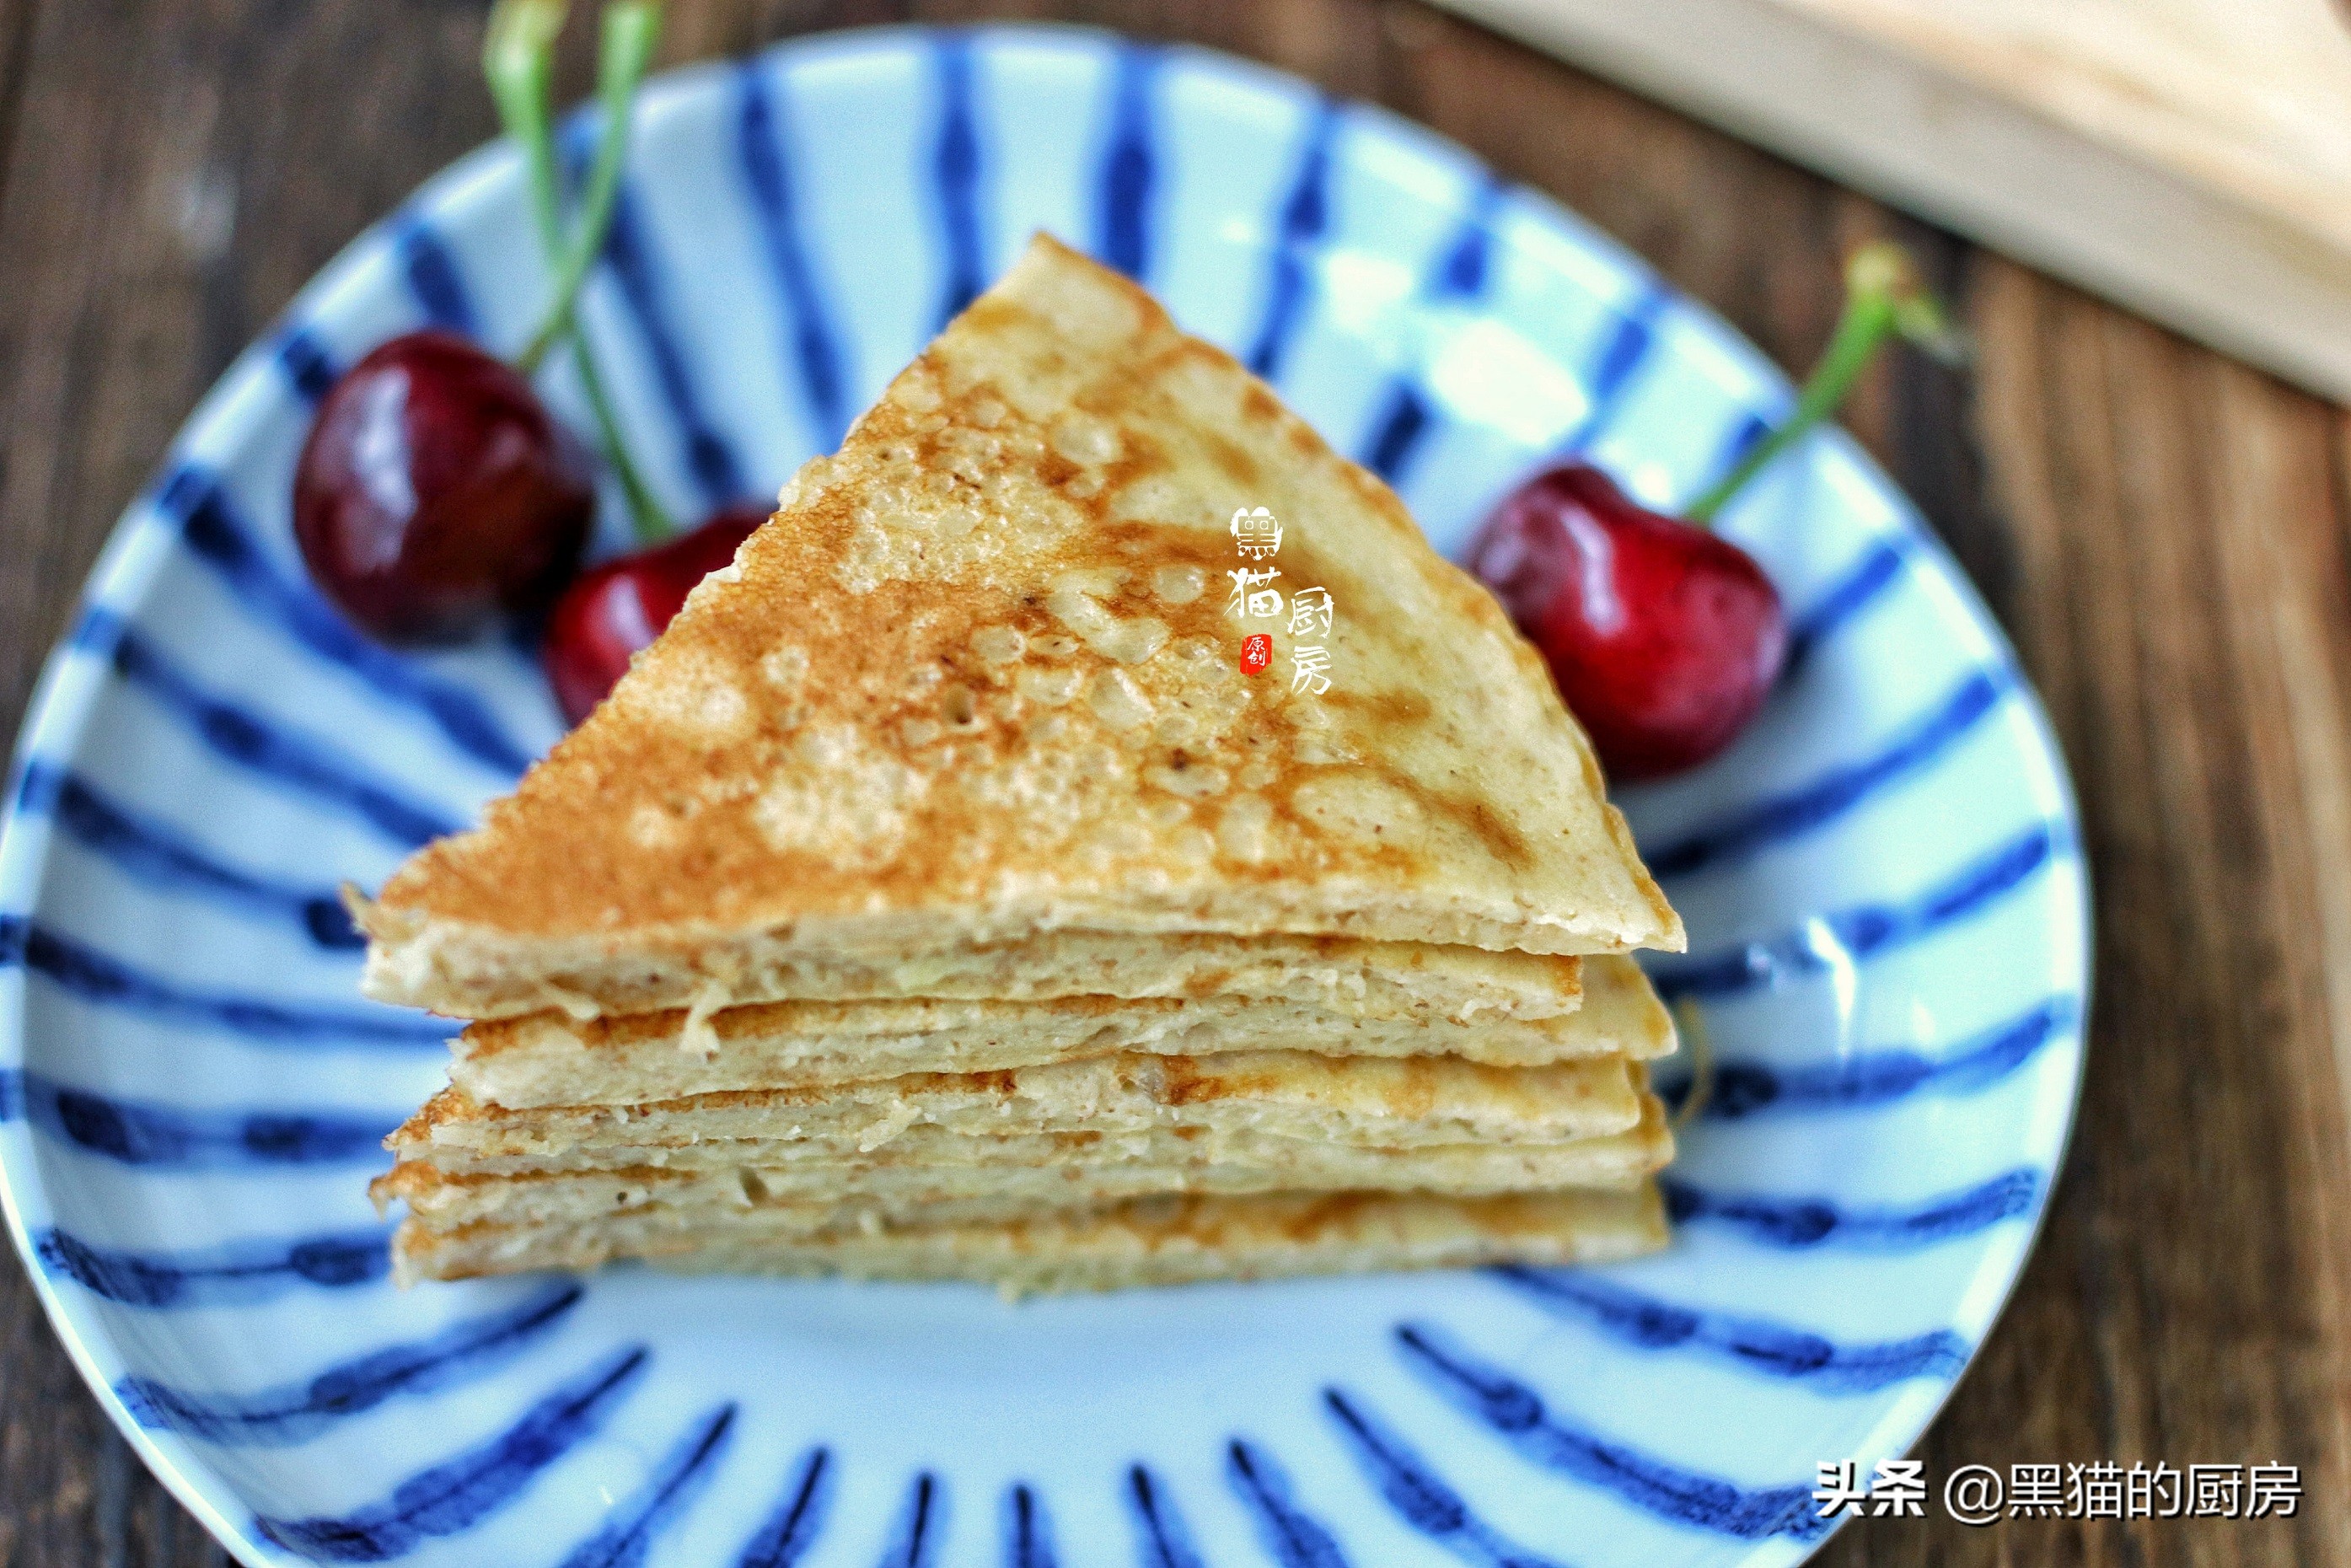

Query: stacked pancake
left=358, top=236, right=1687, bottom=1293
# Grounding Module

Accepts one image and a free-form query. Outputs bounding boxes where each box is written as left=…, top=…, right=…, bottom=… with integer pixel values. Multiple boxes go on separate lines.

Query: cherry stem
left=484, top=0, right=674, bottom=545
left=518, top=3, right=658, bottom=373
left=1683, top=241, right=1966, bottom=526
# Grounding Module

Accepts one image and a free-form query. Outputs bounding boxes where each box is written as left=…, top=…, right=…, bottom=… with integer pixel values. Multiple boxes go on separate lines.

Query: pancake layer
left=397, top=1052, right=1647, bottom=1170
left=453, top=953, right=1667, bottom=1108
left=365, top=926, right=1586, bottom=1023
left=392, top=1184, right=1669, bottom=1293
left=378, top=1098, right=1672, bottom=1229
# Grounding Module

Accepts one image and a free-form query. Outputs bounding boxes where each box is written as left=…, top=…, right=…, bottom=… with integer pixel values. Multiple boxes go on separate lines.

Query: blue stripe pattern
left=1645, top=668, right=2015, bottom=879
left=582, top=158, right=751, bottom=508
left=1648, top=822, right=2062, bottom=1001
left=0, top=1068, right=395, bottom=1168
left=877, top=1473, right=942, bottom=1568
left=1398, top=1326, right=1828, bottom=1542
left=95, top=614, right=464, bottom=848
left=1703, top=411, right=1773, bottom=494
left=0, top=916, right=448, bottom=1049
left=1784, top=537, right=1910, bottom=674
left=275, top=326, right=339, bottom=402
left=558, top=1402, right=738, bottom=1567
left=254, top=1346, right=648, bottom=1560
left=1482, top=1273, right=1967, bottom=1393
left=38, top=1226, right=390, bottom=1308
left=736, top=1447, right=833, bottom=1567
left=393, top=215, right=480, bottom=337
left=1662, top=1168, right=2042, bottom=1249
left=737, top=66, right=851, bottom=452
left=1363, top=385, right=1429, bottom=484
left=15, top=764, right=362, bottom=949
left=1227, top=1440, right=1349, bottom=1568
left=1093, top=44, right=1157, bottom=280
left=1004, top=1483, right=1059, bottom=1568
left=930, top=35, right=985, bottom=329
left=158, top=465, right=535, bottom=778
left=119, top=1284, right=583, bottom=1445
left=1559, top=282, right=1668, bottom=454
left=1359, top=181, right=1500, bottom=484
left=1683, top=996, right=2077, bottom=1120
left=1245, top=99, right=1339, bottom=381
left=1324, top=1390, right=1562, bottom=1568
left=1125, top=1466, right=1205, bottom=1568
left=1361, top=384, right=1432, bottom=486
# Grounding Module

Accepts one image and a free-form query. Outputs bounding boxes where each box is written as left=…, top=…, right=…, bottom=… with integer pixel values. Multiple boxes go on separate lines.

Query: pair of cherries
left=293, top=329, right=760, bottom=723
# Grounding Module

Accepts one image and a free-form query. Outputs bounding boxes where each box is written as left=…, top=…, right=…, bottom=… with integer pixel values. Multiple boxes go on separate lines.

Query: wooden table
left=1, top=2, right=2344, bottom=1563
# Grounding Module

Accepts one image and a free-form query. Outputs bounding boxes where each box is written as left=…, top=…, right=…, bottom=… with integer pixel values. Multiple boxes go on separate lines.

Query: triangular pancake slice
left=357, top=235, right=1678, bottom=1014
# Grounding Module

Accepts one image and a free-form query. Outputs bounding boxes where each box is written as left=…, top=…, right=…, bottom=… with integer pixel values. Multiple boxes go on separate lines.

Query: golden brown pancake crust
left=362, top=235, right=1681, bottom=996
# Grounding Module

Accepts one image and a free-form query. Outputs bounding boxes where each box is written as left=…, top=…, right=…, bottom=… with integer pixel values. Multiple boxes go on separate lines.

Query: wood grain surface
left=0, top=2, right=2345, bottom=1564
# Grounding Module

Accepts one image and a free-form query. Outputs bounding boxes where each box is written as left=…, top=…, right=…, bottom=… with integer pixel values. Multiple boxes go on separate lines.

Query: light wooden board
left=1429, top=0, right=2351, bottom=401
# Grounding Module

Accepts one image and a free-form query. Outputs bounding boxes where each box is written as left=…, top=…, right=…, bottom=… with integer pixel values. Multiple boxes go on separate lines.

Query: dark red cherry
left=543, top=505, right=770, bottom=725
left=1468, top=461, right=1786, bottom=782
left=293, top=330, right=594, bottom=643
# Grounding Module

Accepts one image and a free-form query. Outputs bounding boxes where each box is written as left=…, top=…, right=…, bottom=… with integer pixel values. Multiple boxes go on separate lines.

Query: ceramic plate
left=0, top=24, right=2088, bottom=1567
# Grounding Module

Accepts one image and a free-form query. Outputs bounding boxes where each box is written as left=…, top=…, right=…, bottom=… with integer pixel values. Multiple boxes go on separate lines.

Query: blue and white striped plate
left=0, top=24, right=2087, bottom=1567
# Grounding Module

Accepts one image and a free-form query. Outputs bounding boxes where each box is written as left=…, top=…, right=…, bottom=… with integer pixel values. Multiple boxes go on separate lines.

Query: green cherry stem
left=484, top=0, right=566, bottom=245
left=1682, top=240, right=1967, bottom=527
left=483, top=0, right=674, bottom=544
left=519, top=3, right=658, bottom=373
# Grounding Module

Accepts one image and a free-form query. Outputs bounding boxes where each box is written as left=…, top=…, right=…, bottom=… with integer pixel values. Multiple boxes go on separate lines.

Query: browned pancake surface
left=361, top=236, right=1679, bottom=993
